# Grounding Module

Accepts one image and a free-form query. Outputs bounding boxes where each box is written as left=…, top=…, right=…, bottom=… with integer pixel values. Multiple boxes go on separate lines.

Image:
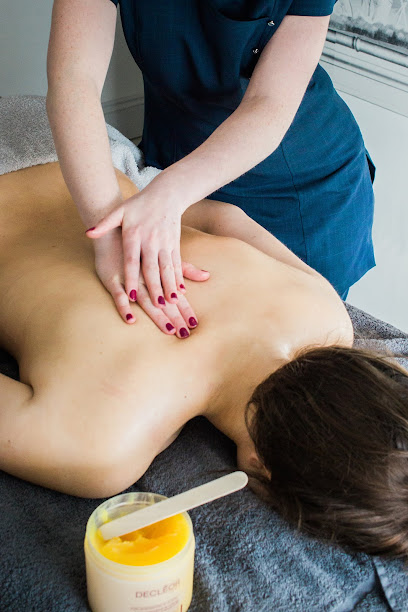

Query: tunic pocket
left=200, top=1, right=277, bottom=80
left=206, top=0, right=275, bottom=24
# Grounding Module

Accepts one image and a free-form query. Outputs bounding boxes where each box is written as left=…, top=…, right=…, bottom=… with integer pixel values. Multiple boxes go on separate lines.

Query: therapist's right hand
left=93, top=227, right=209, bottom=337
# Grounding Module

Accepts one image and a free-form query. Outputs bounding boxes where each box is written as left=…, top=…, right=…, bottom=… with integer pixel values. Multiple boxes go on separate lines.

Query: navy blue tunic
left=109, top=0, right=376, bottom=297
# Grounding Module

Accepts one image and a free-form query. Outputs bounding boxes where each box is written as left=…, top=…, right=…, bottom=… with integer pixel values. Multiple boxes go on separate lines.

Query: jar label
left=85, top=547, right=194, bottom=612
left=130, top=578, right=182, bottom=611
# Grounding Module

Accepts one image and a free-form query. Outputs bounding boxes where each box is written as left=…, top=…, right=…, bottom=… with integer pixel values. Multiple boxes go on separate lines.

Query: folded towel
left=0, top=94, right=161, bottom=190
left=1, top=94, right=408, bottom=611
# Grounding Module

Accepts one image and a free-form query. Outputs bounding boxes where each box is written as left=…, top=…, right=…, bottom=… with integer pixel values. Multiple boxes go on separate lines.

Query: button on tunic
left=109, top=0, right=376, bottom=296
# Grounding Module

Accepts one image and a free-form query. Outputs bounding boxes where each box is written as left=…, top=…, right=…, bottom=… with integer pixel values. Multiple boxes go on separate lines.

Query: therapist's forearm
left=46, top=80, right=123, bottom=229
left=150, top=95, right=296, bottom=211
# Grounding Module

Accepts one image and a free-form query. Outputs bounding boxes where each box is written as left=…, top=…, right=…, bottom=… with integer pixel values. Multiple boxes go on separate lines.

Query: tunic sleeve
left=109, top=0, right=119, bottom=5
left=287, top=0, right=337, bottom=16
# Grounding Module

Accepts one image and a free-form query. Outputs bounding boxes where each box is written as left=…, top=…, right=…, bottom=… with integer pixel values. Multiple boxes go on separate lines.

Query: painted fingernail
left=166, top=323, right=175, bottom=331
left=180, top=284, right=185, bottom=290
left=171, top=292, right=178, bottom=300
left=189, top=317, right=197, bottom=327
left=158, top=296, right=165, bottom=305
left=126, top=313, right=133, bottom=321
left=85, top=226, right=96, bottom=233
left=180, top=327, right=189, bottom=338
left=129, top=289, right=137, bottom=301
left=201, top=269, right=209, bottom=273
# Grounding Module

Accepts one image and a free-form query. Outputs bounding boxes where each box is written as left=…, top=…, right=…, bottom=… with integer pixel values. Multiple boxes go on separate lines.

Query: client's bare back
left=0, top=163, right=352, bottom=497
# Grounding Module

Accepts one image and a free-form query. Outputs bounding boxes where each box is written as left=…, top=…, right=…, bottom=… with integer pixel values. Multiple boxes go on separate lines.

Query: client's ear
left=237, top=444, right=270, bottom=479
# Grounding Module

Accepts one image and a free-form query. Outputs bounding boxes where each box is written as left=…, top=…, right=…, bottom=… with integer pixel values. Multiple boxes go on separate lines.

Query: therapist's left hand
left=85, top=187, right=200, bottom=308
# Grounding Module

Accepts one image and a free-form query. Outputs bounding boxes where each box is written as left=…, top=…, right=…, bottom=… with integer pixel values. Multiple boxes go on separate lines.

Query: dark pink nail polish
left=126, top=313, right=133, bottom=321
left=171, top=292, right=178, bottom=299
left=158, top=296, right=165, bottom=305
left=180, top=327, right=189, bottom=338
left=180, top=284, right=185, bottom=290
left=130, top=289, right=137, bottom=301
left=85, top=226, right=96, bottom=233
left=166, top=323, right=175, bottom=331
left=189, top=317, right=197, bottom=327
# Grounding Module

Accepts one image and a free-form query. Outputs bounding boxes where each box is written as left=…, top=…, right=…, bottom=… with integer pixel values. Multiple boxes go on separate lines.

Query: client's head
left=245, top=344, right=408, bottom=559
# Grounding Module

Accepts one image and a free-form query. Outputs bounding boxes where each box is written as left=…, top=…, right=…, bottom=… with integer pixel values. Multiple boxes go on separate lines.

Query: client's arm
left=181, top=199, right=321, bottom=278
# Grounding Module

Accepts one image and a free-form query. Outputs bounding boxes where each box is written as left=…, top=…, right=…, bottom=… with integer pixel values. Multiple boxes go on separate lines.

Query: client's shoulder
left=252, top=258, right=355, bottom=355
left=284, top=272, right=355, bottom=354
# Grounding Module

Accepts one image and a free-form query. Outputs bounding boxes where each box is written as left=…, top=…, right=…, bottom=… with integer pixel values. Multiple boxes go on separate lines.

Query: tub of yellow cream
left=84, top=492, right=195, bottom=612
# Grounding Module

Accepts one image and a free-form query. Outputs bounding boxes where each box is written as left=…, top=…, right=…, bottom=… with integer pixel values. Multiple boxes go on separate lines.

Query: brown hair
left=245, top=344, right=408, bottom=559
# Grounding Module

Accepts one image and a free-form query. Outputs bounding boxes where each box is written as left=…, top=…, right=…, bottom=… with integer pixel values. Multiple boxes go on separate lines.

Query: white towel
left=0, top=94, right=162, bottom=190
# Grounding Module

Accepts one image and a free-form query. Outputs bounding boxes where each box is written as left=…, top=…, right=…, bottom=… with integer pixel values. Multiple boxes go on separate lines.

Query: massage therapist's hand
left=92, top=227, right=209, bottom=337
left=85, top=188, right=201, bottom=308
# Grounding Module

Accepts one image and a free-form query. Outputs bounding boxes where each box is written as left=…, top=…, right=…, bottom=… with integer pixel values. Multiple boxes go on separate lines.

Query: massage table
left=1, top=94, right=407, bottom=611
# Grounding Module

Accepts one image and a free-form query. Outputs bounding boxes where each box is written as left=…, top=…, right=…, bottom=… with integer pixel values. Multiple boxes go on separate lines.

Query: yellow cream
left=92, top=513, right=190, bottom=566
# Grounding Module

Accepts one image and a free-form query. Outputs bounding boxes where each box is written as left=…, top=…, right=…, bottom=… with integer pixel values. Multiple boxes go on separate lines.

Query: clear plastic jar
left=84, top=492, right=195, bottom=612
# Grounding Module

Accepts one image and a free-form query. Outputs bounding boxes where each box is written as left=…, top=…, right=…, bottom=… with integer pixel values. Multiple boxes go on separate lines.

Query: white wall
left=0, top=2, right=143, bottom=121
left=1, top=1, right=50, bottom=96
left=1, top=1, right=407, bottom=332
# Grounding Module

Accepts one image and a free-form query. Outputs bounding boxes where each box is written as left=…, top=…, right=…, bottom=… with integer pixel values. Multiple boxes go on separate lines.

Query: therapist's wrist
left=142, top=166, right=193, bottom=215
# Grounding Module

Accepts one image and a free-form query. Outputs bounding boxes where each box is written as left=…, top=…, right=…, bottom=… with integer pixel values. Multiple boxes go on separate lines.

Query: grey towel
left=1, top=94, right=408, bottom=611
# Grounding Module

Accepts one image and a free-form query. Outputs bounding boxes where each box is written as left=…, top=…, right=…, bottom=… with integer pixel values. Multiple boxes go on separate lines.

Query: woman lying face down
left=0, top=162, right=406, bottom=561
